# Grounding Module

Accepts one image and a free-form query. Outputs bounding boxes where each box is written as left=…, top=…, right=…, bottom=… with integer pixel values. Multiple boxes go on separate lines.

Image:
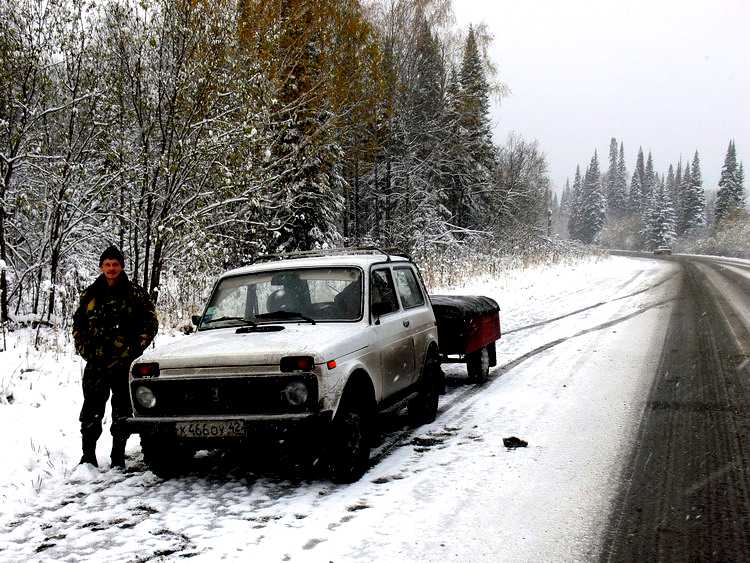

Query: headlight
left=135, top=385, right=156, bottom=408
left=282, top=381, right=308, bottom=406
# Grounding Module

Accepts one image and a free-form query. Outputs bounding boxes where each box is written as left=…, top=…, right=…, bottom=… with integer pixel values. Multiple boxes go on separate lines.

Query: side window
left=393, top=268, right=425, bottom=309
left=393, top=268, right=424, bottom=309
left=370, top=269, right=399, bottom=315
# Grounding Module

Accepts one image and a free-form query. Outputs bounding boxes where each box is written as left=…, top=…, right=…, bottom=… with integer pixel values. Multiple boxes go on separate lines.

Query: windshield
left=199, top=267, right=362, bottom=329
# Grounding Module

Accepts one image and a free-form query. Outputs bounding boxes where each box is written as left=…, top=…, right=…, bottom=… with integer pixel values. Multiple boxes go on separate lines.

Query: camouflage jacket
left=72, top=273, right=158, bottom=365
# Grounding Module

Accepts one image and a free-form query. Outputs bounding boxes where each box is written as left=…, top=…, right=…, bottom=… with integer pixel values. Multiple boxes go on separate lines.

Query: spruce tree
left=643, top=151, right=655, bottom=200
left=616, top=142, right=628, bottom=214
left=682, top=151, right=705, bottom=231
left=458, top=25, right=495, bottom=228
left=579, top=151, right=606, bottom=243
left=629, top=170, right=643, bottom=214
left=641, top=178, right=676, bottom=249
left=568, top=166, right=582, bottom=240
left=715, top=140, right=744, bottom=223
left=606, top=137, right=627, bottom=218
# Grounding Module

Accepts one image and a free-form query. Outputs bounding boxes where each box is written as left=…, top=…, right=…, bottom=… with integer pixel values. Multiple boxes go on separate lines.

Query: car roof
left=220, top=253, right=411, bottom=279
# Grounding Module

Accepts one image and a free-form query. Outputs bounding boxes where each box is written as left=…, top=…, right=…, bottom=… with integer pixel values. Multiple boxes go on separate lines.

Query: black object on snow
left=503, top=436, right=528, bottom=449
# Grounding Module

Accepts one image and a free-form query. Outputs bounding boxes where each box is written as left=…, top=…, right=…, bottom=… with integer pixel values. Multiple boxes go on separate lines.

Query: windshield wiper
left=202, top=316, right=258, bottom=327
left=255, top=311, right=316, bottom=325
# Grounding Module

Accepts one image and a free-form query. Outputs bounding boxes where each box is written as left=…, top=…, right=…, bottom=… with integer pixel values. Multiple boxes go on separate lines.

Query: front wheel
left=467, top=346, right=490, bottom=383
left=140, top=434, right=193, bottom=478
left=327, top=405, right=371, bottom=484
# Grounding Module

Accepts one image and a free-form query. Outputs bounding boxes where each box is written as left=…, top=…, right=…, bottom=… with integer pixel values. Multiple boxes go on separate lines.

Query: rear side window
left=371, top=269, right=399, bottom=315
left=393, top=267, right=425, bottom=309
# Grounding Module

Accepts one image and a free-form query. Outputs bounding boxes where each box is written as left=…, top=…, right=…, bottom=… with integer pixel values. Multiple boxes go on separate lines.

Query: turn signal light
left=280, top=356, right=314, bottom=372
left=326, top=360, right=337, bottom=370
left=133, top=362, right=160, bottom=378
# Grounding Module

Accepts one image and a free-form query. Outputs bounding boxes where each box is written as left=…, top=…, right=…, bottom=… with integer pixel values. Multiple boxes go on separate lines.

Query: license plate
left=175, top=420, right=245, bottom=439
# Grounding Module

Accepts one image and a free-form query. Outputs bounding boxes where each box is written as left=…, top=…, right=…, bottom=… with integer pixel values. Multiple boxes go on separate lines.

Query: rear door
left=392, top=265, right=432, bottom=385
left=370, top=267, right=416, bottom=398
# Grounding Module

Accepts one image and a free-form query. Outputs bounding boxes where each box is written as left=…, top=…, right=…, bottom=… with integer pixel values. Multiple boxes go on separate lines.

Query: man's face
left=100, top=258, right=123, bottom=283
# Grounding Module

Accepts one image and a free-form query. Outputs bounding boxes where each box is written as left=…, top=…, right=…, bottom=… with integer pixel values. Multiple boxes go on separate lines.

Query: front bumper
left=126, top=411, right=333, bottom=443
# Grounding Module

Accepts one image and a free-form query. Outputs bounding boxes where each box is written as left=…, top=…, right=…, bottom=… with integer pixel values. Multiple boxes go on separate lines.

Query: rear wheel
left=467, top=346, right=490, bottom=383
left=328, top=403, right=371, bottom=483
left=408, top=351, right=441, bottom=425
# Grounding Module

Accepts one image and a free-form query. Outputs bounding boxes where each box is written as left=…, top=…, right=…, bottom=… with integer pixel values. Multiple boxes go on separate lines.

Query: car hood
left=139, top=323, right=369, bottom=369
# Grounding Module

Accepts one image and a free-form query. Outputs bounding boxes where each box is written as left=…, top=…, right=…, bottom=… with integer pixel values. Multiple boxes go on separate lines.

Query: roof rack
left=252, top=246, right=412, bottom=264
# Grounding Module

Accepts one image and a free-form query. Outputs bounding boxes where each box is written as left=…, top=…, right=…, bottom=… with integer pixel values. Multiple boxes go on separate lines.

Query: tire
left=140, top=434, right=193, bottom=478
left=408, top=352, right=441, bottom=425
left=328, top=405, right=371, bottom=484
left=467, top=346, right=490, bottom=383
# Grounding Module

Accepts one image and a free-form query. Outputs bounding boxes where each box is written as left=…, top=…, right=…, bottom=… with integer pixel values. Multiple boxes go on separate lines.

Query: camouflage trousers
left=79, top=360, right=132, bottom=442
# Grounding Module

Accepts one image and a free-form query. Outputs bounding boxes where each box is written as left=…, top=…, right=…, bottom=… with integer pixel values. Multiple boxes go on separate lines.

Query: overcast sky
left=452, top=0, right=749, bottom=193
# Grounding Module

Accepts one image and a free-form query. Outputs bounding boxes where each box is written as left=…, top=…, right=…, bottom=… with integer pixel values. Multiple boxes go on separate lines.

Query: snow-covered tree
left=629, top=170, right=643, bottom=214
left=681, top=151, right=705, bottom=232
left=606, top=138, right=627, bottom=218
left=567, top=166, right=583, bottom=240
left=641, top=178, right=676, bottom=249
left=642, top=151, right=655, bottom=201
left=715, top=140, right=745, bottom=224
left=457, top=25, right=496, bottom=228
left=577, top=152, right=606, bottom=243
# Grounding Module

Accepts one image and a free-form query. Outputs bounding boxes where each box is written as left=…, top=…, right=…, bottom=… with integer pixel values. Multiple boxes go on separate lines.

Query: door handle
left=403, top=320, right=410, bottom=327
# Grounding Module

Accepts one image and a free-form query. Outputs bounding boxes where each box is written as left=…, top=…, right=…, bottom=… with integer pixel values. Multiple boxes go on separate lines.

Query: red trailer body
left=430, top=295, right=501, bottom=382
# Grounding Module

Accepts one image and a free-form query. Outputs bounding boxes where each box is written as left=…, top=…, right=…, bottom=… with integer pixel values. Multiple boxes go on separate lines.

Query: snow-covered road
left=0, top=256, right=680, bottom=562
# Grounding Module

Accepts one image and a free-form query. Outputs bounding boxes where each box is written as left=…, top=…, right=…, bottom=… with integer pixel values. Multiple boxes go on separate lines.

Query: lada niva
left=127, top=250, right=442, bottom=482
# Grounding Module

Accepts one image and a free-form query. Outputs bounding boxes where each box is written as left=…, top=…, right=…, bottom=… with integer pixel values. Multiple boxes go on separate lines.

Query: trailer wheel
left=467, top=346, right=490, bottom=383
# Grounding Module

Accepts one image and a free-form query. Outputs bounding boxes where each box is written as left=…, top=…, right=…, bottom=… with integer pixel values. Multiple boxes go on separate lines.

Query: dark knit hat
left=99, top=245, right=125, bottom=266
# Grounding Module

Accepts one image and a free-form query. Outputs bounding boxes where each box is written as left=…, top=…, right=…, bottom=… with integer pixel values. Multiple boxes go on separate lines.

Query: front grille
left=131, top=374, right=319, bottom=416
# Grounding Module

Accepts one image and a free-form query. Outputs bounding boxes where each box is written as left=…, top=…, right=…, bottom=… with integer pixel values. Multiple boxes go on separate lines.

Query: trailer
left=430, top=295, right=501, bottom=383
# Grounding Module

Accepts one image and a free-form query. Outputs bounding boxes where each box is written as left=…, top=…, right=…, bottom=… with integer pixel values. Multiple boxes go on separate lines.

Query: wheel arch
left=333, top=368, right=377, bottom=419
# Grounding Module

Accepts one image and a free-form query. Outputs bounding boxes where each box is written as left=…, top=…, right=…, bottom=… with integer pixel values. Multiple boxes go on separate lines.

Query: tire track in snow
left=371, top=296, right=676, bottom=467
left=504, top=272, right=678, bottom=335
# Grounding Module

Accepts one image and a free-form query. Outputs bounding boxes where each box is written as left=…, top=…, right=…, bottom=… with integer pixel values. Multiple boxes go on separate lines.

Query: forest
left=1, top=0, right=746, bottom=337
left=555, top=139, right=746, bottom=254
left=1, top=0, right=559, bottom=333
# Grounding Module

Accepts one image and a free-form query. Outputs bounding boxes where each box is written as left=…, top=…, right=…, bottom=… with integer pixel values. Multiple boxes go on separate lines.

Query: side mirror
left=371, top=301, right=390, bottom=318
left=191, top=314, right=201, bottom=326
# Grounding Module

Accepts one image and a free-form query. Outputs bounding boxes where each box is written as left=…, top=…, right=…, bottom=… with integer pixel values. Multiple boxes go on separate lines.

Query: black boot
left=111, top=436, right=127, bottom=469
left=80, top=437, right=98, bottom=467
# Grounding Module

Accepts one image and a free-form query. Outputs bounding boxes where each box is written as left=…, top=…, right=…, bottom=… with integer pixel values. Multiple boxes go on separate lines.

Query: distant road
left=601, top=252, right=750, bottom=562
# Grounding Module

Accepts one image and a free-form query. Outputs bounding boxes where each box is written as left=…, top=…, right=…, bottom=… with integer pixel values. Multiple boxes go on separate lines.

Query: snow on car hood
left=138, top=322, right=369, bottom=369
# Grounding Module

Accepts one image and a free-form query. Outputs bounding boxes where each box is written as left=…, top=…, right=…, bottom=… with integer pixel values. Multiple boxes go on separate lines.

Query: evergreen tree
left=629, top=170, right=643, bottom=214
left=568, top=166, right=582, bottom=240
left=457, top=25, right=496, bottom=228
left=616, top=142, right=628, bottom=214
left=682, top=151, right=705, bottom=231
left=643, top=151, right=655, bottom=200
left=673, top=160, right=683, bottom=223
left=641, top=178, right=676, bottom=249
left=715, top=140, right=745, bottom=223
left=578, top=151, right=606, bottom=243
left=606, top=137, right=627, bottom=218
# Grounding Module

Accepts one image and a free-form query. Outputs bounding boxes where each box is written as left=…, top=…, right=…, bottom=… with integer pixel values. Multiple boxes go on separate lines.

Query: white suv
left=128, top=251, right=441, bottom=482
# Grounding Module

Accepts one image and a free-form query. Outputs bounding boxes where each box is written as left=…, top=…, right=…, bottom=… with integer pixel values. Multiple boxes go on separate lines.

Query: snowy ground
left=0, top=255, right=682, bottom=562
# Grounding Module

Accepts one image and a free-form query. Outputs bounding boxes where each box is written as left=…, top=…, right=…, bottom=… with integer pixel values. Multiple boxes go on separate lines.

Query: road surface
left=601, top=253, right=750, bottom=562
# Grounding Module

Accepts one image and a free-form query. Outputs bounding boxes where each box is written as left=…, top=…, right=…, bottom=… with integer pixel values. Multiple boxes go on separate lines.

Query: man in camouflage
left=72, top=246, right=158, bottom=468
